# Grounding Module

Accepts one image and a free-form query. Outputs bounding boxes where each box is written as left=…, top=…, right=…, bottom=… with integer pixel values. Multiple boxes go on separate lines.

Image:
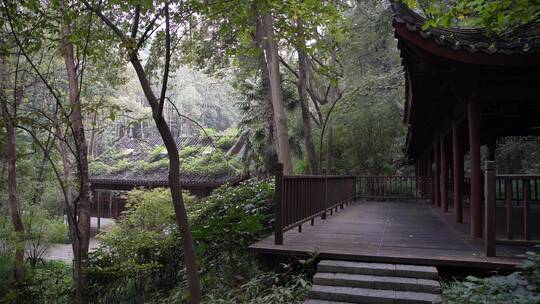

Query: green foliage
left=179, top=146, right=200, bottom=158
left=110, top=159, right=131, bottom=174
left=146, top=145, right=167, bottom=162
left=181, top=150, right=239, bottom=176
left=135, top=158, right=169, bottom=173
left=0, top=257, right=72, bottom=304
left=443, top=252, right=540, bottom=304
left=89, top=161, right=109, bottom=175
left=405, top=0, right=540, bottom=37
left=215, top=135, right=236, bottom=151
left=84, top=180, right=300, bottom=303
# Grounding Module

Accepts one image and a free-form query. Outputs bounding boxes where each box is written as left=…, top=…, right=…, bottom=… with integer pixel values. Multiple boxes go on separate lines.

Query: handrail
left=485, top=167, right=540, bottom=256
left=274, top=164, right=356, bottom=245
left=355, top=176, right=432, bottom=200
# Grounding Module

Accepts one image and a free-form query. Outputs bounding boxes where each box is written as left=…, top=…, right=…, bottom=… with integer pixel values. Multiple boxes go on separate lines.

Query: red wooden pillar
left=468, top=100, right=482, bottom=238
left=452, top=122, right=464, bottom=223
left=485, top=161, right=496, bottom=257
left=440, top=136, right=448, bottom=212
left=434, top=143, right=441, bottom=207
left=429, top=150, right=435, bottom=204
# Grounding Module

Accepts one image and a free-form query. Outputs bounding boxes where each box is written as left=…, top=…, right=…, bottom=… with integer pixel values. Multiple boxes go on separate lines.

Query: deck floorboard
left=250, top=201, right=539, bottom=269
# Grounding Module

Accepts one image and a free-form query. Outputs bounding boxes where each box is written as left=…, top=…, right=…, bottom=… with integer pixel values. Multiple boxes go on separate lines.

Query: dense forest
left=1, top=0, right=539, bottom=303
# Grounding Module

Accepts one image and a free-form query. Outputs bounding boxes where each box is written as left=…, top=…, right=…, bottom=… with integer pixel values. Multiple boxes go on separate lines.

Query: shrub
left=215, top=135, right=236, bottom=151
left=110, top=159, right=131, bottom=173
left=0, top=257, right=72, bottom=304
left=86, top=180, right=277, bottom=303
left=89, top=161, right=109, bottom=175
left=147, top=145, right=167, bottom=162
left=443, top=252, right=540, bottom=304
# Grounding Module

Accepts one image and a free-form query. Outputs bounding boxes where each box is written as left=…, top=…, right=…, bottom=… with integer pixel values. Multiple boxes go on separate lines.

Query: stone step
left=314, top=272, right=441, bottom=294
left=309, top=285, right=442, bottom=304
left=317, top=260, right=438, bottom=280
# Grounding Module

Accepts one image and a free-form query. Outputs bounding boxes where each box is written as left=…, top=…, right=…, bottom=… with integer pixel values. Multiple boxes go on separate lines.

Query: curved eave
left=394, top=22, right=540, bottom=66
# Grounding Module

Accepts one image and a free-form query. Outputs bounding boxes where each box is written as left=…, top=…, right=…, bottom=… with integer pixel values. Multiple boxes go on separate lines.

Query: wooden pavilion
left=89, top=136, right=245, bottom=219
left=393, top=0, right=540, bottom=242
left=250, top=2, right=540, bottom=269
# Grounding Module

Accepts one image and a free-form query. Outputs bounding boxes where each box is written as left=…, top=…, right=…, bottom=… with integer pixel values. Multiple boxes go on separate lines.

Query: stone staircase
left=305, top=260, right=442, bottom=304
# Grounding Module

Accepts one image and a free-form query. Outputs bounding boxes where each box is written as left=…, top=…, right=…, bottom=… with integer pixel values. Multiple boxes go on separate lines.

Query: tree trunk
left=259, top=13, right=293, bottom=174
left=326, top=124, right=333, bottom=175
left=130, top=55, right=201, bottom=304
left=0, top=55, right=26, bottom=282
left=89, top=111, right=97, bottom=159
left=296, top=30, right=317, bottom=174
left=254, top=20, right=278, bottom=176
left=59, top=2, right=91, bottom=302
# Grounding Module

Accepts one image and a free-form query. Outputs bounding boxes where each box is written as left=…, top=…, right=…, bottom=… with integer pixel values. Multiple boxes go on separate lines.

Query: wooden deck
left=250, top=201, right=539, bottom=270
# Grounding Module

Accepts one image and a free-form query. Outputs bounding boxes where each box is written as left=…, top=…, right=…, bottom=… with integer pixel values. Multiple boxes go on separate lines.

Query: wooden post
left=484, top=161, right=496, bottom=257
left=440, top=136, right=448, bottom=212
left=452, top=123, right=464, bottom=223
left=97, top=190, right=101, bottom=232
left=274, top=163, right=284, bottom=245
left=505, top=179, right=513, bottom=240
left=322, top=176, right=327, bottom=219
left=434, top=143, right=441, bottom=207
left=468, top=100, right=482, bottom=238
left=524, top=179, right=531, bottom=240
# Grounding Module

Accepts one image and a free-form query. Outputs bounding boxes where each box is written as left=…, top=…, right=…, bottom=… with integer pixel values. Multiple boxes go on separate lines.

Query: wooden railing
left=274, top=164, right=356, bottom=245
left=355, top=176, right=432, bottom=200
left=485, top=164, right=540, bottom=256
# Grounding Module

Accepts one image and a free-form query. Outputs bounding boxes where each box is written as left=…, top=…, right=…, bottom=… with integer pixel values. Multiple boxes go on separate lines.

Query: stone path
left=45, top=217, right=114, bottom=262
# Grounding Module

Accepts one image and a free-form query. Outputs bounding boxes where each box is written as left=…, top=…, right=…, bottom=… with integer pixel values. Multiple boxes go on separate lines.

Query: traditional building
left=89, top=135, right=245, bottom=219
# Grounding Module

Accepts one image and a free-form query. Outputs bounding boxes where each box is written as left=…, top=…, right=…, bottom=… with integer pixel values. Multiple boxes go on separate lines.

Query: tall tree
left=84, top=1, right=201, bottom=302
left=58, top=1, right=92, bottom=300
left=0, top=52, right=26, bottom=282
left=257, top=11, right=293, bottom=174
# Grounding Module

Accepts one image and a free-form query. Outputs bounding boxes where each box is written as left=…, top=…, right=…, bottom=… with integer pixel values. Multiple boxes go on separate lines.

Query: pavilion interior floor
left=250, top=200, right=540, bottom=270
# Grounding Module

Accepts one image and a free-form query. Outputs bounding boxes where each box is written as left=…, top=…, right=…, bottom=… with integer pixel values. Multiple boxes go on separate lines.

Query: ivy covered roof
left=89, top=135, right=244, bottom=189
left=391, top=1, right=540, bottom=56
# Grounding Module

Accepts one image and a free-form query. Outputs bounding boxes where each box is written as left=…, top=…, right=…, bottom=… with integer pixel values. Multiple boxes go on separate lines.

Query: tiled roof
left=89, top=136, right=243, bottom=188
left=391, top=1, right=540, bottom=55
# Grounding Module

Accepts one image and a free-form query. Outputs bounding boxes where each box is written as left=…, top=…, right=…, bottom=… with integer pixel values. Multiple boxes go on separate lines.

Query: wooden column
left=452, top=123, right=464, bottom=223
left=484, top=161, right=496, bottom=257
left=440, top=136, right=448, bottom=212
left=97, top=190, right=101, bottom=232
left=468, top=100, right=482, bottom=238
left=434, top=143, right=441, bottom=207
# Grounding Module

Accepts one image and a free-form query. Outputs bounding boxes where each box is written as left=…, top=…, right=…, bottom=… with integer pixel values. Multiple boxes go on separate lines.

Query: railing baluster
left=506, top=179, right=513, bottom=240
left=524, top=178, right=530, bottom=240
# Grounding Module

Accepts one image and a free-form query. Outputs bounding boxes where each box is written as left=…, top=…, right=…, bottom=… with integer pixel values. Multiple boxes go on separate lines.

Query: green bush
left=443, top=252, right=540, bottom=304
left=181, top=150, right=239, bottom=176
left=89, top=161, right=109, bottom=175
left=85, top=180, right=305, bottom=304
left=215, top=135, right=236, bottom=151
left=147, top=145, right=167, bottom=162
left=179, top=146, right=201, bottom=158
left=0, top=257, right=72, bottom=304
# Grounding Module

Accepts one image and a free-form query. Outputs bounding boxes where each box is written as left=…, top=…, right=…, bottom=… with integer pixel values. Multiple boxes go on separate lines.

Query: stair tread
left=314, top=272, right=440, bottom=293
left=310, top=285, right=442, bottom=304
left=318, top=260, right=438, bottom=280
